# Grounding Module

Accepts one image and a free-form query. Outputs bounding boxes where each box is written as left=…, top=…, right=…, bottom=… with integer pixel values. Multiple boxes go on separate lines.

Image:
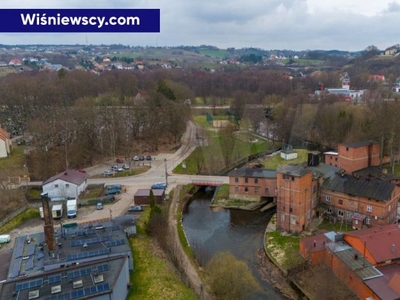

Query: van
left=96, top=202, right=103, bottom=210
left=0, top=234, right=11, bottom=244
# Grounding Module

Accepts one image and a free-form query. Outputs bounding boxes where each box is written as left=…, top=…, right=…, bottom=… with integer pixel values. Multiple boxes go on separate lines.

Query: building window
left=350, top=201, right=354, bottom=208
left=338, top=210, right=344, bottom=217
left=244, top=187, right=248, bottom=193
left=388, top=205, right=391, bottom=212
left=347, top=212, right=353, bottom=219
left=234, top=186, right=239, bottom=193
left=366, top=217, right=371, bottom=225
left=254, top=178, right=258, bottom=184
left=65, top=184, right=69, bottom=188
left=367, top=205, right=372, bottom=213
left=289, top=207, right=293, bottom=213
left=265, top=188, right=269, bottom=194
left=254, top=187, right=258, bottom=194
left=54, top=184, right=58, bottom=188
left=281, top=214, right=285, bottom=222
left=327, top=207, right=332, bottom=214
left=245, top=178, right=248, bottom=184
left=338, top=199, right=343, bottom=206
left=335, top=157, right=338, bottom=161
left=235, top=177, right=239, bottom=183
left=325, top=195, right=331, bottom=202
left=346, top=147, right=349, bottom=151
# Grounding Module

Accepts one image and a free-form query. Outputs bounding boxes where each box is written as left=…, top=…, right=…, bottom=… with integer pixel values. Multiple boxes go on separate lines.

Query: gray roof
left=353, top=166, right=399, bottom=182
left=43, top=169, right=88, bottom=186
left=228, top=167, right=277, bottom=178
left=322, top=173, right=395, bottom=202
left=276, top=163, right=312, bottom=177
left=341, top=140, right=378, bottom=148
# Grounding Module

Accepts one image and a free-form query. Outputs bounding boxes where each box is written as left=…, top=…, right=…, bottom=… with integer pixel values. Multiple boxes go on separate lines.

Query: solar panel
left=67, top=267, right=92, bottom=281
left=48, top=274, right=62, bottom=284
left=26, top=244, right=36, bottom=256
left=111, top=225, right=120, bottom=231
left=37, top=259, right=44, bottom=270
left=24, top=256, right=34, bottom=271
left=66, top=248, right=109, bottom=261
left=97, top=283, right=110, bottom=292
left=10, top=257, right=22, bottom=278
left=15, top=278, right=43, bottom=291
left=14, top=238, right=24, bottom=258
left=37, top=252, right=44, bottom=260
left=70, top=236, right=111, bottom=247
left=97, top=263, right=109, bottom=272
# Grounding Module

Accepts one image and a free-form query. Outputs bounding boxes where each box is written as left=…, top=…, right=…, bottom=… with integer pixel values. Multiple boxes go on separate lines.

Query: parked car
left=101, top=170, right=112, bottom=176
left=139, top=155, right=145, bottom=161
left=96, top=202, right=103, bottom=210
left=116, top=158, right=124, bottom=163
left=132, top=156, right=139, bottom=161
left=107, top=184, right=122, bottom=190
left=122, top=164, right=130, bottom=170
left=105, top=188, right=121, bottom=196
left=146, top=155, right=152, bottom=161
left=151, top=182, right=167, bottom=189
left=0, top=234, right=11, bottom=244
left=128, top=205, right=143, bottom=212
left=111, top=166, right=123, bottom=172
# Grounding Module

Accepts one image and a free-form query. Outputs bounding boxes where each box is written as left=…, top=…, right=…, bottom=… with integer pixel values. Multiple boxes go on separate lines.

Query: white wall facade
left=42, top=179, right=87, bottom=200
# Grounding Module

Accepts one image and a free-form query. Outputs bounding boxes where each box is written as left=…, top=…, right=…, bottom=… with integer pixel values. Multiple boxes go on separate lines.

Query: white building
left=0, top=127, right=11, bottom=158
left=42, top=169, right=88, bottom=200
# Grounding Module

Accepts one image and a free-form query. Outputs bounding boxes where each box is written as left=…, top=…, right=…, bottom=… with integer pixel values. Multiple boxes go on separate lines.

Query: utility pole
left=164, top=158, right=168, bottom=186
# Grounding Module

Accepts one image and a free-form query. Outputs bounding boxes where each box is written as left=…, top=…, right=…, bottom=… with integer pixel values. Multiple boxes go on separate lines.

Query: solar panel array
left=105, top=239, right=126, bottom=247
left=67, top=267, right=92, bottom=281
left=70, top=283, right=110, bottom=299
left=66, top=248, right=109, bottom=262
left=37, top=252, right=44, bottom=260
left=15, top=278, right=43, bottom=291
left=10, top=258, right=22, bottom=278
left=69, top=236, right=111, bottom=247
left=42, top=283, right=110, bottom=300
left=48, top=274, right=62, bottom=284
left=24, top=256, right=34, bottom=271
left=37, top=259, right=44, bottom=270
left=111, top=225, right=121, bottom=231
left=14, top=238, right=24, bottom=258
left=76, top=229, right=97, bottom=236
left=26, top=244, right=36, bottom=256
left=96, top=263, right=109, bottom=272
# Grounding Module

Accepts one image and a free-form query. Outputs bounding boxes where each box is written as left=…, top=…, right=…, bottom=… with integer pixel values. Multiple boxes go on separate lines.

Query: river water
left=182, top=191, right=284, bottom=299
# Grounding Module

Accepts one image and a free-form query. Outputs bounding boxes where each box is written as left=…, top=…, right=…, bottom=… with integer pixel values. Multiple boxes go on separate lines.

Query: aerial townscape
left=1, top=43, right=400, bottom=300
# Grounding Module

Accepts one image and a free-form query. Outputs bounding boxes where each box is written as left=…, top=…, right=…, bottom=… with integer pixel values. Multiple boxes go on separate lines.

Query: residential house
left=8, top=58, right=22, bottom=66
left=228, top=167, right=277, bottom=202
left=42, top=169, right=88, bottom=200
left=0, top=127, right=12, bottom=158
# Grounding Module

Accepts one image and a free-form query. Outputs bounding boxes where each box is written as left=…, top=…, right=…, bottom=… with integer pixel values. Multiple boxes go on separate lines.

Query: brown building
left=228, top=168, right=277, bottom=202
left=134, top=189, right=165, bottom=205
left=337, top=141, right=380, bottom=175
left=321, top=173, right=399, bottom=229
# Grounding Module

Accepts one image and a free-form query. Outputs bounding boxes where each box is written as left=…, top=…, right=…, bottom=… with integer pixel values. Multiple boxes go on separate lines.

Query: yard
left=261, top=149, right=309, bottom=170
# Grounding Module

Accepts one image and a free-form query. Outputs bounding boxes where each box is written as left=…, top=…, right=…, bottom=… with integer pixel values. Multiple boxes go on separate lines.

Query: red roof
left=43, top=169, right=88, bottom=186
left=300, top=231, right=329, bottom=252
left=345, top=224, right=400, bottom=263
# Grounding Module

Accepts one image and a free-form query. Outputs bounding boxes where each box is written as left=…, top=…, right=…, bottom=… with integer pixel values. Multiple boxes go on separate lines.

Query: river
left=182, top=191, right=285, bottom=299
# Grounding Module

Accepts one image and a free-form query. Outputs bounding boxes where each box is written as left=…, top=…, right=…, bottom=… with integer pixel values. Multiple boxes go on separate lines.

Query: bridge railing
left=191, top=180, right=224, bottom=186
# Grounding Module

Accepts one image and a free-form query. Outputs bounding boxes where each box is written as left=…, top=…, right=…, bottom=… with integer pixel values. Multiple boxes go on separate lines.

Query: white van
left=0, top=234, right=11, bottom=244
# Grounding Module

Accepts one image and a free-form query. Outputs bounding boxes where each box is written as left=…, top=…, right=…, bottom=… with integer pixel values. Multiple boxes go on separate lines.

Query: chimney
left=392, top=244, right=396, bottom=253
left=41, top=192, right=56, bottom=252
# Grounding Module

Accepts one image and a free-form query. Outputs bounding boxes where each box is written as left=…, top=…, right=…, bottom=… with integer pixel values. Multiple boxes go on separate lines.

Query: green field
left=195, top=48, right=231, bottom=59
left=261, top=149, right=309, bottom=170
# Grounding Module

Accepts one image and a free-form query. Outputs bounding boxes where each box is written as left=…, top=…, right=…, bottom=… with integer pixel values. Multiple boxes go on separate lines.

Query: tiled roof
left=42, top=169, right=88, bottom=186
left=277, top=163, right=311, bottom=177
left=300, top=232, right=328, bottom=252
left=134, top=189, right=165, bottom=197
left=321, top=173, right=395, bottom=202
left=345, top=224, right=400, bottom=263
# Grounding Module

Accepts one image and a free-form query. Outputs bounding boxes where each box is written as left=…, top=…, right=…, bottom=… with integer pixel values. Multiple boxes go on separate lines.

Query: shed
left=280, top=149, right=298, bottom=160
left=134, top=189, right=165, bottom=205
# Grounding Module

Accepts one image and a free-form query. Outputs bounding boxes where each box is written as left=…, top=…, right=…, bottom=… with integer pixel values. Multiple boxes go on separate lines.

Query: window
left=327, top=207, right=332, bottom=214
left=388, top=205, right=391, bottom=212
left=54, top=184, right=58, bottom=188
left=281, top=214, right=285, bottom=222
left=244, top=178, right=248, bottom=184
left=235, top=177, right=239, bottom=183
left=346, top=147, right=349, bottom=151
left=325, top=195, right=331, bottom=202
left=335, top=157, right=338, bottom=161
left=289, top=207, right=293, bottom=213
left=254, top=187, right=258, bottom=194
left=65, top=184, right=69, bottom=188
left=367, top=205, right=372, bottom=213
left=338, top=210, right=344, bottom=217
left=366, top=217, right=371, bottom=225
left=338, top=199, right=343, bottom=206
left=283, top=174, right=294, bottom=181
left=234, top=186, right=239, bottom=193
left=244, top=187, right=248, bottom=193
left=347, top=212, right=353, bottom=219
left=254, top=178, right=258, bottom=184
left=265, top=188, right=269, bottom=194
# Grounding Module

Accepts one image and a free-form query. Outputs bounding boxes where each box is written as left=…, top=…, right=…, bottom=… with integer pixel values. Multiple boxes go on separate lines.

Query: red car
left=116, top=158, right=124, bottom=163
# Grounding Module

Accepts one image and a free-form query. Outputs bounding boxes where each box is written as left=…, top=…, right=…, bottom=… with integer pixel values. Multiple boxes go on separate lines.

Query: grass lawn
left=0, top=208, right=39, bottom=234
left=262, top=149, right=309, bottom=170
left=0, top=146, right=27, bottom=176
left=90, top=166, right=150, bottom=179
left=265, top=231, right=304, bottom=270
left=214, top=184, right=229, bottom=201
left=191, top=115, right=212, bottom=127
left=317, top=219, right=353, bottom=233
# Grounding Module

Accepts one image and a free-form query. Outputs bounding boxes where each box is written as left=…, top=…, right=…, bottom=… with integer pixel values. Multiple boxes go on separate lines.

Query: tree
left=205, top=251, right=262, bottom=300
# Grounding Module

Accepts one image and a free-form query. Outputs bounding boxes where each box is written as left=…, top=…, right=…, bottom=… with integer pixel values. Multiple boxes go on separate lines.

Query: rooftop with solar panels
left=0, top=215, right=135, bottom=300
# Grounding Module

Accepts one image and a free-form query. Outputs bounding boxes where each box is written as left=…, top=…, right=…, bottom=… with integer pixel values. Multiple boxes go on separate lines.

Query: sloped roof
left=42, top=169, right=88, bottom=186
left=300, top=231, right=328, bottom=253
left=228, top=167, right=276, bottom=178
left=345, top=224, right=400, bottom=263
left=340, top=140, right=378, bottom=148
left=134, top=189, right=165, bottom=197
left=321, top=173, right=395, bottom=202
left=276, top=163, right=311, bottom=177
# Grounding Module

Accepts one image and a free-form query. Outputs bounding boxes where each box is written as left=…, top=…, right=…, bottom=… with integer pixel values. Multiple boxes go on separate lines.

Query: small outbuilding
left=134, top=189, right=165, bottom=205
left=280, top=149, right=298, bottom=160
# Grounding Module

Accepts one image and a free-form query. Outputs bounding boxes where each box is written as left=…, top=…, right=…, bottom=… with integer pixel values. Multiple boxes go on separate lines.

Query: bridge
left=191, top=180, right=224, bottom=187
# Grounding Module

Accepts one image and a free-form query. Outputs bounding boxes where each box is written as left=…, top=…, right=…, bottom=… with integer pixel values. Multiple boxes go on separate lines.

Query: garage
left=134, top=189, right=165, bottom=205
